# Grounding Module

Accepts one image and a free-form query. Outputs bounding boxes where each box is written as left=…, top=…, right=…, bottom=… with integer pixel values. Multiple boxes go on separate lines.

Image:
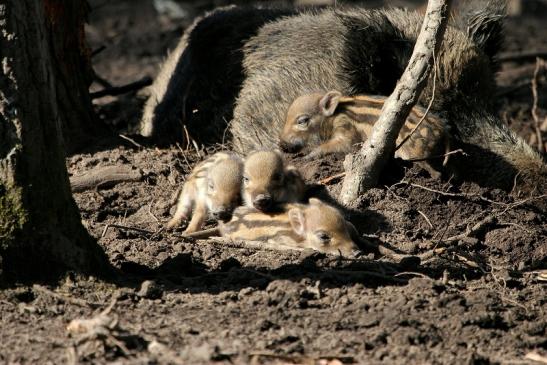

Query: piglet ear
left=345, top=220, right=360, bottom=241
left=319, top=90, right=342, bottom=117
left=288, top=207, right=306, bottom=236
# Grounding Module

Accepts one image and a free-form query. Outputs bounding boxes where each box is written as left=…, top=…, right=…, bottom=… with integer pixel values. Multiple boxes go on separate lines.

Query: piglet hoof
left=166, top=216, right=187, bottom=230
left=183, top=226, right=198, bottom=235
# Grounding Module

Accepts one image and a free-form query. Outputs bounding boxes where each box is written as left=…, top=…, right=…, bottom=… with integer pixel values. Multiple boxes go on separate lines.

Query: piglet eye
left=315, top=231, right=331, bottom=244
left=297, top=115, right=310, bottom=126
left=243, top=176, right=249, bottom=184
left=208, top=181, right=215, bottom=191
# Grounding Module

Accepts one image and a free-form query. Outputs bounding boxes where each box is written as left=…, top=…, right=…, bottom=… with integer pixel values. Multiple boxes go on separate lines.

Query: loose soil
left=1, top=1, right=546, bottom=364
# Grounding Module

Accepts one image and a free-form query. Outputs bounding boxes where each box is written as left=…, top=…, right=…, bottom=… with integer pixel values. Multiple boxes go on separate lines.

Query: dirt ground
left=1, top=1, right=546, bottom=364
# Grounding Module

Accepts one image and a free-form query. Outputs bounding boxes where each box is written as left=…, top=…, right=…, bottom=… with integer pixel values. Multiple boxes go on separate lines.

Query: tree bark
left=339, top=0, right=452, bottom=206
left=44, top=0, right=108, bottom=154
left=0, top=0, right=110, bottom=280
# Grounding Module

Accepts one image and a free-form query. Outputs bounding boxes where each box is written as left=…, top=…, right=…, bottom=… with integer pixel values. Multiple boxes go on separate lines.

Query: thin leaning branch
left=395, top=50, right=438, bottom=152
left=531, top=57, right=545, bottom=153
left=339, top=0, right=452, bottom=206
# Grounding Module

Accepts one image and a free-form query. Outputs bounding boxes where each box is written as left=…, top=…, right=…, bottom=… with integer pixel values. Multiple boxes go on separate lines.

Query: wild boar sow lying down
left=220, top=198, right=360, bottom=257
left=141, top=2, right=547, bottom=192
left=280, top=91, right=450, bottom=178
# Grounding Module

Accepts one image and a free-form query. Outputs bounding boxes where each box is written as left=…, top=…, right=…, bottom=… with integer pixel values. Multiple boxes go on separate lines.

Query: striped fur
left=242, top=150, right=306, bottom=211
left=167, top=152, right=243, bottom=233
left=220, top=207, right=302, bottom=244
left=220, top=198, right=359, bottom=256
left=280, top=91, right=451, bottom=177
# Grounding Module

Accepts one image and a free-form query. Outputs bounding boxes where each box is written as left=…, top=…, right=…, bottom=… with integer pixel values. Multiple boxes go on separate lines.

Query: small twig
left=431, top=204, right=458, bottom=242
left=149, top=226, right=166, bottom=241
left=240, top=268, right=276, bottom=280
left=403, top=182, right=509, bottom=206
left=175, top=143, right=193, bottom=172
left=329, top=269, right=407, bottom=283
left=488, top=259, right=532, bottom=313
left=394, top=271, right=432, bottom=279
left=408, top=182, right=547, bottom=215
left=425, top=248, right=485, bottom=271
left=531, top=57, right=545, bottom=153
left=90, top=76, right=152, bottom=99
left=181, top=227, right=220, bottom=239
left=318, top=172, right=346, bottom=185
left=499, top=193, right=547, bottom=215
left=510, top=171, right=522, bottom=195
left=101, top=224, right=153, bottom=238
left=378, top=243, right=445, bottom=262
left=182, top=125, right=203, bottom=157
left=404, top=148, right=466, bottom=162
left=119, top=134, right=143, bottom=148
left=442, top=215, right=497, bottom=243
left=147, top=205, right=160, bottom=224
left=101, top=295, right=119, bottom=316
left=93, top=73, right=113, bottom=88
left=417, top=209, right=434, bottom=229
left=183, top=125, right=192, bottom=151
left=221, top=116, right=234, bottom=146
left=91, top=45, right=106, bottom=58
left=33, top=285, right=99, bottom=308
left=379, top=216, right=494, bottom=266
left=407, top=182, right=468, bottom=197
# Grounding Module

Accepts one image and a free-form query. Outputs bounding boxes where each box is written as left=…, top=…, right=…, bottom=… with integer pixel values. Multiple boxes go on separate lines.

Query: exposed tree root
left=70, top=165, right=143, bottom=193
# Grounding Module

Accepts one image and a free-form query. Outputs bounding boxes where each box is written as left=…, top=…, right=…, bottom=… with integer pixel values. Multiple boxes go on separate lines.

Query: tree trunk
left=44, top=0, right=108, bottom=154
left=339, top=0, right=452, bottom=206
left=0, top=0, right=110, bottom=280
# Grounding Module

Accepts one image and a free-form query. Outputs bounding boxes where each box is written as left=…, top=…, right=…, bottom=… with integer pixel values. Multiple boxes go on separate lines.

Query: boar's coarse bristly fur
left=140, top=6, right=294, bottom=144
left=140, top=1, right=546, bottom=193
